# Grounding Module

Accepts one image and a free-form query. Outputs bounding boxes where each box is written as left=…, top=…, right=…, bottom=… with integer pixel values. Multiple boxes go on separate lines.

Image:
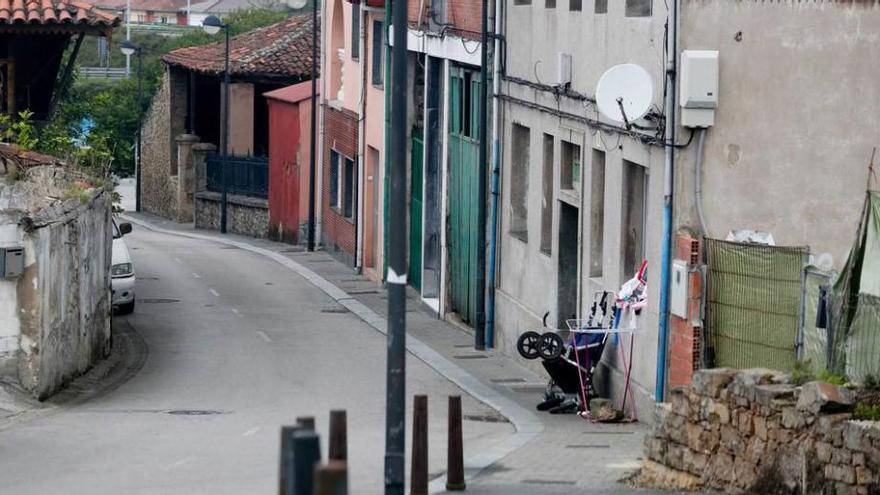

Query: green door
left=409, top=129, right=424, bottom=291
left=448, top=67, right=481, bottom=324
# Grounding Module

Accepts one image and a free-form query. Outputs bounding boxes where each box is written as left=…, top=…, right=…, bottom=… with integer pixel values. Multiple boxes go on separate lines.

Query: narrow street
left=0, top=221, right=512, bottom=494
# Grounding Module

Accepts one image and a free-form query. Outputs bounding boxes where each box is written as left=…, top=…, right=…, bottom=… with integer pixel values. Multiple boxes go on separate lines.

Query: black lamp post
left=120, top=39, right=142, bottom=212
left=203, top=14, right=230, bottom=234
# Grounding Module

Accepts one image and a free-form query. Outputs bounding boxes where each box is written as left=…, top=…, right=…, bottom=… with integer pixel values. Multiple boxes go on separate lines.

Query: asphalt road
left=0, top=220, right=511, bottom=494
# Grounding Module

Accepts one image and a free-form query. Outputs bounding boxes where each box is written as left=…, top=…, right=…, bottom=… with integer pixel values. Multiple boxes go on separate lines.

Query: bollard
left=411, top=395, right=429, bottom=495
left=313, top=460, right=348, bottom=495
left=446, top=395, right=465, bottom=491
left=293, top=430, right=322, bottom=495
left=297, top=416, right=316, bottom=432
left=328, top=410, right=347, bottom=462
left=279, top=425, right=302, bottom=495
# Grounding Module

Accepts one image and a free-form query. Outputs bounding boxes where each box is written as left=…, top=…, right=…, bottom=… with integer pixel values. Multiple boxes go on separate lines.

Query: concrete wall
left=676, top=1, right=880, bottom=270
left=497, top=0, right=667, bottom=416
left=0, top=167, right=112, bottom=399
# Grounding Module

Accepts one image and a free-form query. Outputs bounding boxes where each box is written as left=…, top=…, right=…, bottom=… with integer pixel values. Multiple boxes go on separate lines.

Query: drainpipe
left=656, top=0, right=678, bottom=403
left=382, top=0, right=392, bottom=278
left=356, top=3, right=367, bottom=270
left=474, top=0, right=489, bottom=351
left=485, top=0, right=502, bottom=348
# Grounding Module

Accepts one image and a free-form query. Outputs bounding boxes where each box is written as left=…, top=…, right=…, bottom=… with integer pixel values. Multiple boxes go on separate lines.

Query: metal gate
left=447, top=66, right=480, bottom=324
left=705, top=238, right=808, bottom=371
left=206, top=154, right=269, bottom=198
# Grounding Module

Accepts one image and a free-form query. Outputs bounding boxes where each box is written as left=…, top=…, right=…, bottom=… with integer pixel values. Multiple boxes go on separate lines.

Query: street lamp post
left=120, top=40, right=142, bottom=213
left=203, top=15, right=230, bottom=234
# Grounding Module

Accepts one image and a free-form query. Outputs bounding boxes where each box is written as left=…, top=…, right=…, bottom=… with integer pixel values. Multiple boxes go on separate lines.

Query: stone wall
left=640, top=368, right=880, bottom=494
left=140, top=68, right=189, bottom=221
left=0, top=167, right=112, bottom=399
left=194, top=191, right=268, bottom=238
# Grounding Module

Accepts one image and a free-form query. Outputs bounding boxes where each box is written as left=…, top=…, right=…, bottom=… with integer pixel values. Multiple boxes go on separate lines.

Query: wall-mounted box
left=671, top=259, right=689, bottom=319
left=1, top=246, right=24, bottom=278
left=680, top=50, right=719, bottom=128
left=558, top=52, right=572, bottom=86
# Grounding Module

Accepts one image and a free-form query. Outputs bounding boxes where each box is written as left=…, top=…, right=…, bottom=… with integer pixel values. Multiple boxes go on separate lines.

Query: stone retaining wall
left=640, top=368, right=880, bottom=494
left=194, top=191, right=268, bottom=238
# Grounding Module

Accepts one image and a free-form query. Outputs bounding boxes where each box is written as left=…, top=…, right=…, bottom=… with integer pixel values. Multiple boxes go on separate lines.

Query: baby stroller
left=516, top=292, right=614, bottom=414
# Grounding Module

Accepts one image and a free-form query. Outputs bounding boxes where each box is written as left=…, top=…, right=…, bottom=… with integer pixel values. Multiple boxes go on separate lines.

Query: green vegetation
left=41, top=8, right=295, bottom=177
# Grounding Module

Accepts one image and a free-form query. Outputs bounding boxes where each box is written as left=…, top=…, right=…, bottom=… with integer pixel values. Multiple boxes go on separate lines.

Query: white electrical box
left=0, top=246, right=24, bottom=278
left=680, top=50, right=719, bottom=128
left=558, top=53, right=572, bottom=86
left=671, top=259, right=689, bottom=319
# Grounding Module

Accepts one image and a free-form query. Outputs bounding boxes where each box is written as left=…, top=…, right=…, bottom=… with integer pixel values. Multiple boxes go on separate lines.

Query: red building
left=265, top=81, right=320, bottom=244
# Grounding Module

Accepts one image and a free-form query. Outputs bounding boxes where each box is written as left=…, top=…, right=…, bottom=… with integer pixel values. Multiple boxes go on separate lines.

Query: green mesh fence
left=706, top=239, right=808, bottom=372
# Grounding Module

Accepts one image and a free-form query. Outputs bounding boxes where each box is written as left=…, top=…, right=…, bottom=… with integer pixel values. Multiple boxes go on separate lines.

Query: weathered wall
left=141, top=67, right=189, bottom=221
left=0, top=167, right=112, bottom=399
left=195, top=191, right=269, bottom=238
left=498, top=0, right=666, bottom=418
left=677, top=1, right=880, bottom=269
left=642, top=368, right=880, bottom=495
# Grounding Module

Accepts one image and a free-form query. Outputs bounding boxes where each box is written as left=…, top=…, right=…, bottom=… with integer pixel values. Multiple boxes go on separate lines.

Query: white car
left=111, top=219, right=136, bottom=314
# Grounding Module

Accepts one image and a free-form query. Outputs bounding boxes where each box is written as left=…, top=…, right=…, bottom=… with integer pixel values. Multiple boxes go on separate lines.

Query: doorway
left=557, top=202, right=579, bottom=327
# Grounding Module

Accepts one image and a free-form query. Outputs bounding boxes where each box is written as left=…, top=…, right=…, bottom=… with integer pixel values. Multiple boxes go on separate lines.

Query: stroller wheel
left=537, top=395, right=565, bottom=411
left=516, top=331, right=542, bottom=360
left=538, top=332, right=564, bottom=360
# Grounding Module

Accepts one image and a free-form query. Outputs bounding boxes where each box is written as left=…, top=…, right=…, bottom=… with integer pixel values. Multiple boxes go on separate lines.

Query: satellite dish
left=595, top=64, right=654, bottom=125
left=286, top=0, right=309, bottom=9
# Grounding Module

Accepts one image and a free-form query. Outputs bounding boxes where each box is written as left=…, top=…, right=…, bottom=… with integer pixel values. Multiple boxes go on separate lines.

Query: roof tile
left=0, top=0, right=118, bottom=28
left=163, top=14, right=319, bottom=81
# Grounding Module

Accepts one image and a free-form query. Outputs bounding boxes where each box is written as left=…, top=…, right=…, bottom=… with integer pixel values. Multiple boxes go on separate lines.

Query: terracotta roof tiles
left=0, top=0, right=119, bottom=29
left=163, top=13, right=318, bottom=81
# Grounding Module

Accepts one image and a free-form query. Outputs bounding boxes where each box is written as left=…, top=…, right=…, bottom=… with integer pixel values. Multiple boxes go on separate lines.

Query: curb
left=121, top=214, right=544, bottom=492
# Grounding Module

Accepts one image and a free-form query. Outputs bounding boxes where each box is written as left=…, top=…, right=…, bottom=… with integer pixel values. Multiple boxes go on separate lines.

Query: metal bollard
left=446, top=395, right=465, bottom=491
left=293, top=430, right=322, bottom=495
left=313, top=460, right=348, bottom=495
left=279, top=425, right=302, bottom=495
left=297, top=416, right=316, bottom=432
left=328, top=410, right=347, bottom=462
left=411, top=395, right=429, bottom=495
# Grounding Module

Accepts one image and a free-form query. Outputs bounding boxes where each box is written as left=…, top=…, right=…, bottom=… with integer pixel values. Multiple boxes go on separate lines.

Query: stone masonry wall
left=140, top=71, right=177, bottom=219
left=195, top=191, right=269, bottom=238
left=641, top=368, right=880, bottom=494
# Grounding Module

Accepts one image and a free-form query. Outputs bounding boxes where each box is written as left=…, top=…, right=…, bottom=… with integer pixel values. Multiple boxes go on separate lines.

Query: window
left=510, top=124, right=530, bottom=241
left=621, top=160, right=647, bottom=279
left=513, top=0, right=530, bottom=5
left=540, top=134, right=554, bottom=254
left=330, top=150, right=341, bottom=208
left=343, top=157, right=355, bottom=218
left=371, top=21, right=384, bottom=87
left=625, top=0, right=652, bottom=17
left=462, top=71, right=473, bottom=138
left=589, top=149, right=605, bottom=277
left=594, top=0, right=607, bottom=13
left=545, top=0, right=556, bottom=8
left=569, top=0, right=581, bottom=11
left=351, top=3, right=360, bottom=60
left=560, top=140, right=581, bottom=191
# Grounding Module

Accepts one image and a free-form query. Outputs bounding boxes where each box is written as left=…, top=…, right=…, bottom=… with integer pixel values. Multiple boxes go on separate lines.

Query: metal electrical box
left=680, top=50, right=719, bottom=128
left=671, top=259, right=689, bottom=319
left=1, top=246, right=24, bottom=278
left=558, top=52, right=572, bottom=86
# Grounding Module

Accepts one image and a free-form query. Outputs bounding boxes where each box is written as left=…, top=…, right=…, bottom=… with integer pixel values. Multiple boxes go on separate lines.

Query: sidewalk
left=120, top=211, right=664, bottom=494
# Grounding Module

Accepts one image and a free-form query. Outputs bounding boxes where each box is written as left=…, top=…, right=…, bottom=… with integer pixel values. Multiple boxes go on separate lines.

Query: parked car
left=111, top=219, right=135, bottom=314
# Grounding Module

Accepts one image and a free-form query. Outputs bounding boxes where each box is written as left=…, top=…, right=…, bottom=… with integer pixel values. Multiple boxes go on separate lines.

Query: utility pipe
left=694, top=128, right=708, bottom=235
left=307, top=0, right=319, bottom=251
left=474, top=0, right=489, bottom=351
left=485, top=0, right=503, bottom=348
left=356, top=3, right=367, bottom=269
left=656, top=0, right=678, bottom=403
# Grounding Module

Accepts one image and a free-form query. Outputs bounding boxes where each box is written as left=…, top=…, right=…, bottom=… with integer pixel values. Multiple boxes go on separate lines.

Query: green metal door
left=448, top=67, right=480, bottom=324
left=409, top=129, right=424, bottom=291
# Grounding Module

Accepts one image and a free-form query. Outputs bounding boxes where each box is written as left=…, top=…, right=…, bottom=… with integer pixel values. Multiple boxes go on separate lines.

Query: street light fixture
left=202, top=14, right=230, bottom=234
left=120, top=40, right=143, bottom=213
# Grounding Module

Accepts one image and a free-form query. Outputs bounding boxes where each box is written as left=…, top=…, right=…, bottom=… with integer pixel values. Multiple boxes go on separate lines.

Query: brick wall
left=409, top=0, right=482, bottom=39
left=668, top=233, right=702, bottom=389
left=321, top=105, right=358, bottom=260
